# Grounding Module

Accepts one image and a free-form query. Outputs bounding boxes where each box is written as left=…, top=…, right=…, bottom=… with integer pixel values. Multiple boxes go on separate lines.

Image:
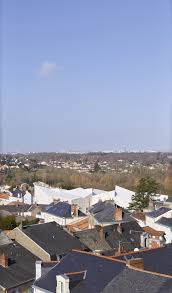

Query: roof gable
left=22, top=222, right=82, bottom=256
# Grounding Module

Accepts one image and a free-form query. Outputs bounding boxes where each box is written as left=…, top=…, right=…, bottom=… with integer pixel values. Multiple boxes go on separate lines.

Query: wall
left=9, top=228, right=50, bottom=261
left=33, top=287, right=49, bottom=293
left=90, top=191, right=115, bottom=206
left=114, top=186, right=134, bottom=209
left=43, top=212, right=86, bottom=227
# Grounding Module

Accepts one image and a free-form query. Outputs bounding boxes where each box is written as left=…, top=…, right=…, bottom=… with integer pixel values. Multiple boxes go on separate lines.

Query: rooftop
left=104, top=221, right=143, bottom=252
left=22, top=222, right=83, bottom=256
left=0, top=242, right=38, bottom=290
left=146, top=207, right=171, bottom=219
left=90, top=201, right=132, bottom=224
left=75, top=228, right=111, bottom=251
left=34, top=250, right=172, bottom=293
left=0, top=204, right=33, bottom=213
left=143, top=226, right=164, bottom=237
left=115, top=244, right=172, bottom=276
left=45, top=202, right=85, bottom=218
left=156, top=217, right=172, bottom=228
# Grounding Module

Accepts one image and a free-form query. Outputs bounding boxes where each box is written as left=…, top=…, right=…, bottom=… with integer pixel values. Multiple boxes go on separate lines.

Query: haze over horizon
left=1, top=0, right=172, bottom=153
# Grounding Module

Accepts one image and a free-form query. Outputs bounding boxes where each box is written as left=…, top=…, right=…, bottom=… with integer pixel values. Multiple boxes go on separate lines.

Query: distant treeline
left=1, top=166, right=172, bottom=195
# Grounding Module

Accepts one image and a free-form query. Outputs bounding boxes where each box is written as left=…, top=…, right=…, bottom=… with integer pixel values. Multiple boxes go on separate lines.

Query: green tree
left=129, top=177, right=159, bottom=211
left=0, top=215, right=17, bottom=230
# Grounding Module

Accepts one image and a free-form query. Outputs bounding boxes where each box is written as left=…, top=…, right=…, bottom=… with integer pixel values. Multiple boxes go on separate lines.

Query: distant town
left=1, top=151, right=171, bottom=174
left=0, top=152, right=172, bottom=292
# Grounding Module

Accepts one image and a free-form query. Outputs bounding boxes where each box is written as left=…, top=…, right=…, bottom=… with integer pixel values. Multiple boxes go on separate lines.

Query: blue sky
left=1, top=0, right=172, bottom=152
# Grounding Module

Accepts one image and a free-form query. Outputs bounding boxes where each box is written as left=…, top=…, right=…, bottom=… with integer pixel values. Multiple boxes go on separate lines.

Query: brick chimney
left=0, top=253, right=8, bottom=268
left=126, top=258, right=144, bottom=270
left=114, top=207, right=123, bottom=221
left=117, top=223, right=122, bottom=234
left=71, top=204, right=79, bottom=217
left=97, top=226, right=104, bottom=240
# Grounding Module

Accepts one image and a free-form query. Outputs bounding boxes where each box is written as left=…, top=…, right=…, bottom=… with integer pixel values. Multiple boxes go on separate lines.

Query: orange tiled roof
left=132, top=212, right=146, bottom=222
left=143, top=226, right=164, bottom=237
left=0, top=193, right=9, bottom=199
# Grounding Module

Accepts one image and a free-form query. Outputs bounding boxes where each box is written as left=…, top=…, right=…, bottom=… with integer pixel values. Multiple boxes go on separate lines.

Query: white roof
left=34, top=184, right=105, bottom=204
left=114, top=186, right=135, bottom=209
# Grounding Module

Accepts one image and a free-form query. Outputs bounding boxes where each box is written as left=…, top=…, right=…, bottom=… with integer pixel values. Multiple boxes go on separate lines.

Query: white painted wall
left=42, top=212, right=86, bottom=226
left=114, top=186, right=134, bottom=209
left=90, top=190, right=115, bottom=206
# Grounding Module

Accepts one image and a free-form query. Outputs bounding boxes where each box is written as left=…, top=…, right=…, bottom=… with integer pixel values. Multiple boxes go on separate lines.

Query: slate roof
left=33, top=250, right=172, bottom=293
left=33, top=251, right=124, bottom=293
left=45, top=202, right=85, bottom=218
left=74, top=229, right=111, bottom=251
left=0, top=242, right=38, bottom=290
left=0, top=204, right=33, bottom=213
left=104, top=221, right=143, bottom=252
left=22, top=222, right=83, bottom=257
left=116, top=244, right=172, bottom=276
left=146, top=207, right=171, bottom=219
left=156, top=217, right=172, bottom=228
left=90, top=201, right=132, bottom=224
left=102, top=266, right=172, bottom=293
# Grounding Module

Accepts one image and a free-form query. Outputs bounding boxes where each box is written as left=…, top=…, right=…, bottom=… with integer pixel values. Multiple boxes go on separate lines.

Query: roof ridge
left=113, top=246, right=165, bottom=257
left=72, top=249, right=126, bottom=263
left=65, top=270, right=87, bottom=276
left=128, top=265, right=172, bottom=279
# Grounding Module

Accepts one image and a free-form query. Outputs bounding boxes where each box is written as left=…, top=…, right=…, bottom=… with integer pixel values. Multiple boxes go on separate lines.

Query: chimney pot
left=117, top=223, right=122, bottom=234
left=114, top=207, right=123, bottom=221
left=97, top=226, right=104, bottom=240
left=0, top=253, right=8, bottom=268
left=71, top=204, right=78, bottom=217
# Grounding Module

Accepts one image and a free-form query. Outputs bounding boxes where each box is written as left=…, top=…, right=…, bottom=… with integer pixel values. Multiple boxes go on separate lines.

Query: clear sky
left=1, top=0, right=172, bottom=153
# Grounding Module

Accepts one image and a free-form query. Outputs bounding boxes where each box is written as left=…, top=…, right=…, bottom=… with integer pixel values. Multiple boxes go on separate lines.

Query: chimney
left=97, top=226, right=104, bottom=240
left=71, top=204, right=78, bottom=217
left=126, top=258, right=144, bottom=270
left=56, top=275, right=70, bottom=293
left=117, top=223, right=122, bottom=234
left=0, top=253, right=8, bottom=268
left=114, top=207, right=123, bottom=221
left=35, top=260, right=42, bottom=280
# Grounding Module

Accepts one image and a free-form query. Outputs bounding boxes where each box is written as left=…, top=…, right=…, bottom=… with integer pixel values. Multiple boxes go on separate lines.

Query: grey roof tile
left=102, top=267, right=172, bottom=293
left=22, top=222, right=83, bottom=256
left=90, top=201, right=132, bottom=224
left=116, top=244, right=172, bottom=276
left=146, top=207, right=171, bottom=219
left=0, top=242, right=38, bottom=289
left=75, top=229, right=111, bottom=251
left=34, top=251, right=172, bottom=293
left=156, top=217, right=172, bottom=228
